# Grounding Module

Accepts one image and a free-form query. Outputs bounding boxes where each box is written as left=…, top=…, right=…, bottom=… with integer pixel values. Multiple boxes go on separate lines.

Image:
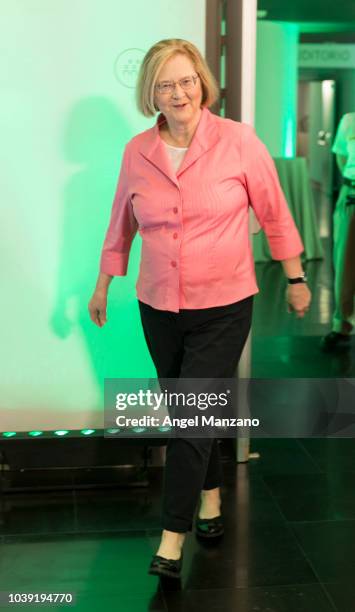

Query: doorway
left=297, top=79, right=336, bottom=197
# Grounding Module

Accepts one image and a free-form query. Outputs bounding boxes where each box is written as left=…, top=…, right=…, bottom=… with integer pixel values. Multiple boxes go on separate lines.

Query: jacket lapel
left=138, top=106, right=221, bottom=185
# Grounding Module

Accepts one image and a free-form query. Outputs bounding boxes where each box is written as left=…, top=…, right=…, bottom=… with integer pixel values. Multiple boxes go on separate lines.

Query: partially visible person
left=321, top=112, right=355, bottom=351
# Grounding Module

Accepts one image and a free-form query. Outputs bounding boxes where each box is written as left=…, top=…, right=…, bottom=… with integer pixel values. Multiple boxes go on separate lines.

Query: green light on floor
left=3, top=432, right=17, bottom=437
left=132, top=427, right=146, bottom=433
left=158, top=426, right=172, bottom=432
left=28, top=431, right=43, bottom=437
left=81, top=429, right=95, bottom=435
left=106, top=428, right=121, bottom=434
left=54, top=430, right=69, bottom=436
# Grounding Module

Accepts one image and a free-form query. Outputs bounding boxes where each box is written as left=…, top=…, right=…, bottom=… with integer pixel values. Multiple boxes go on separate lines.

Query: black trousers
left=138, top=295, right=253, bottom=532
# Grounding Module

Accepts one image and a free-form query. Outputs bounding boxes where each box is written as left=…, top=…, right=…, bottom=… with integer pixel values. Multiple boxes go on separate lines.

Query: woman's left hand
left=286, top=283, right=311, bottom=318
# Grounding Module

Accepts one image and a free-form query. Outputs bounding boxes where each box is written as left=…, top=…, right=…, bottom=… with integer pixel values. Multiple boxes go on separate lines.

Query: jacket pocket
left=138, top=224, right=166, bottom=235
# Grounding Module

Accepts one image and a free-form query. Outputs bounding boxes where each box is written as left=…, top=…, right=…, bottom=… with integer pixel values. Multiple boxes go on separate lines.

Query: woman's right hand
left=88, top=289, right=108, bottom=327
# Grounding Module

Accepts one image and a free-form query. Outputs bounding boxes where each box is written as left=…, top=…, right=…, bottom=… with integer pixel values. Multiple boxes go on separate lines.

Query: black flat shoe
left=320, top=331, right=351, bottom=352
left=148, top=551, right=183, bottom=579
left=195, top=515, right=224, bottom=538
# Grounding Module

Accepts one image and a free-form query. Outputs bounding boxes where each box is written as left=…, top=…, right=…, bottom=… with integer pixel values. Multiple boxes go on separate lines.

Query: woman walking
left=88, top=38, right=311, bottom=579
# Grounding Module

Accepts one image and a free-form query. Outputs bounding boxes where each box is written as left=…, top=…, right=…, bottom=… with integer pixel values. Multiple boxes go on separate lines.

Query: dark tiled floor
left=252, top=334, right=355, bottom=377
left=1, top=192, right=355, bottom=610
left=2, top=440, right=355, bottom=611
left=252, top=234, right=355, bottom=377
left=0, top=531, right=166, bottom=610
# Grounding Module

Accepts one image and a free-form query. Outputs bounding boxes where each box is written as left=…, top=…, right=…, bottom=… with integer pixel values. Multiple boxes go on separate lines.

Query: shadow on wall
left=50, top=96, right=154, bottom=403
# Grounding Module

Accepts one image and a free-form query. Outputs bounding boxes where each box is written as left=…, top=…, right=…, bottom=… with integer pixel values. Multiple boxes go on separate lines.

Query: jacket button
left=173, top=207, right=178, bottom=214
left=171, top=261, right=177, bottom=268
left=173, top=232, right=178, bottom=239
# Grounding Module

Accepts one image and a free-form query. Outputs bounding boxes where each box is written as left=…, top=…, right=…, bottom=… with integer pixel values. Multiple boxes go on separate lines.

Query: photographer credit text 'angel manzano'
left=115, top=414, right=260, bottom=430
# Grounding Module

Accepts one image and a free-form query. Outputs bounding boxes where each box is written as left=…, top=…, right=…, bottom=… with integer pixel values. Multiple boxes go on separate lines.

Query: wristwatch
left=287, top=272, right=307, bottom=285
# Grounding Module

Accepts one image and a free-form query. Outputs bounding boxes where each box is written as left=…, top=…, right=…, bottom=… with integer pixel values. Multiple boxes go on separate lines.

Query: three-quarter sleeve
left=241, top=124, right=304, bottom=260
left=100, top=144, right=138, bottom=276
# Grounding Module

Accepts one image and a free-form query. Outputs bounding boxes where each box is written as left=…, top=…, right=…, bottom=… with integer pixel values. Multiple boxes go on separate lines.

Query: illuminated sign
left=298, top=44, right=355, bottom=68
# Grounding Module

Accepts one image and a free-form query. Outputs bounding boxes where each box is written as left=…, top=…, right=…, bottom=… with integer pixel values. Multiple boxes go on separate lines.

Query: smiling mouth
left=174, top=103, right=187, bottom=108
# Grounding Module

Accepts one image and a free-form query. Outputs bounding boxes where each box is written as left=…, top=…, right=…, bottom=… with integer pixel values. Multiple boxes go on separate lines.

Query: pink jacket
left=100, top=106, right=304, bottom=312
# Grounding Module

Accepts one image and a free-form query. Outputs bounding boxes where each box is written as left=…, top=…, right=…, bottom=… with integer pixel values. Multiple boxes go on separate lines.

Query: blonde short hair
left=136, top=38, right=219, bottom=117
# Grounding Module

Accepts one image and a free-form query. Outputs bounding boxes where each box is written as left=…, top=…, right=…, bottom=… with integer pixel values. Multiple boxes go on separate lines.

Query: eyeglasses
left=155, top=74, right=199, bottom=95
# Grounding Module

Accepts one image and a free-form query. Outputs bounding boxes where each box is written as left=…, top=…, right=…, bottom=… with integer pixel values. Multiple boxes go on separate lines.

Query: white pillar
left=255, top=21, right=299, bottom=157
left=227, top=0, right=257, bottom=462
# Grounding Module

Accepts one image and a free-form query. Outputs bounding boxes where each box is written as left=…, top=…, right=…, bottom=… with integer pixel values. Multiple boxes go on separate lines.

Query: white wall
left=1, top=0, right=205, bottom=431
left=255, top=21, right=299, bottom=157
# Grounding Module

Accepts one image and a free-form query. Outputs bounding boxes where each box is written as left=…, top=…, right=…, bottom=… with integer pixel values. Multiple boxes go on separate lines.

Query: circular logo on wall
left=114, top=48, right=145, bottom=88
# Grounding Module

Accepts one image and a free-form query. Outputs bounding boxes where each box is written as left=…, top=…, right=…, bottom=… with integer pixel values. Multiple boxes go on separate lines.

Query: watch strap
left=288, top=273, right=307, bottom=285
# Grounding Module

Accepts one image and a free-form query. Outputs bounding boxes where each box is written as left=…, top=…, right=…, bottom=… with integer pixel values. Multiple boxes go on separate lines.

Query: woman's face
left=154, top=53, right=203, bottom=126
